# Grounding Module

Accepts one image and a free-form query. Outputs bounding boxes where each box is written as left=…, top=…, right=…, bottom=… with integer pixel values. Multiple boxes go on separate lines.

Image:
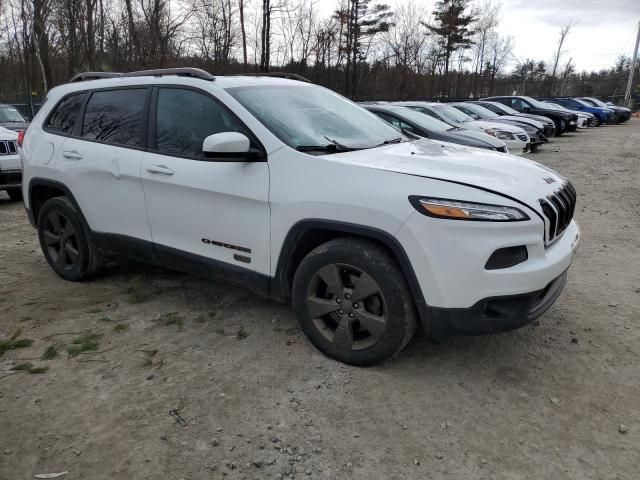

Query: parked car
left=483, top=96, right=578, bottom=135
left=541, top=101, right=593, bottom=128
left=363, top=103, right=510, bottom=153
left=450, top=102, right=547, bottom=151
left=395, top=101, right=531, bottom=155
left=473, top=100, right=556, bottom=138
left=0, top=126, right=22, bottom=201
left=20, top=68, right=580, bottom=366
left=545, top=97, right=614, bottom=126
left=0, top=104, right=29, bottom=131
left=577, top=97, right=631, bottom=123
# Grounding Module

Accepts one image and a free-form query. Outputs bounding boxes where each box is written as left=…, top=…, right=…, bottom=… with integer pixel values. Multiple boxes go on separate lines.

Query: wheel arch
left=28, top=178, right=86, bottom=228
left=273, top=220, right=426, bottom=310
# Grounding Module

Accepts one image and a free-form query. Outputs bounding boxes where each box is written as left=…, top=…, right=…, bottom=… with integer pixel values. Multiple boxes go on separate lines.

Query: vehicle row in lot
left=16, top=68, right=582, bottom=366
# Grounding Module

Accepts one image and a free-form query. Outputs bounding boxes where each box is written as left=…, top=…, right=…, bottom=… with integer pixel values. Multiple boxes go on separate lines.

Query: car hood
left=466, top=120, right=526, bottom=134
left=515, top=113, right=554, bottom=125
left=448, top=128, right=506, bottom=148
left=0, top=126, right=18, bottom=139
left=0, top=122, right=28, bottom=132
left=330, top=139, right=565, bottom=209
left=490, top=116, right=543, bottom=129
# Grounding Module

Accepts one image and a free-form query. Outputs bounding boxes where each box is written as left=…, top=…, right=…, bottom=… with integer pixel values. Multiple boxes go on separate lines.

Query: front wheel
left=292, top=238, right=417, bottom=366
left=37, top=196, right=103, bottom=281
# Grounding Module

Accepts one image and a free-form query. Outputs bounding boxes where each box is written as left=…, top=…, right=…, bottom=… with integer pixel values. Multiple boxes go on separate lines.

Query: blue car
left=548, top=98, right=614, bottom=126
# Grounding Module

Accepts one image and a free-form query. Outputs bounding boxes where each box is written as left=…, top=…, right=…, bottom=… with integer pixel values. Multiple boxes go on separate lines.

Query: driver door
left=141, top=87, right=270, bottom=279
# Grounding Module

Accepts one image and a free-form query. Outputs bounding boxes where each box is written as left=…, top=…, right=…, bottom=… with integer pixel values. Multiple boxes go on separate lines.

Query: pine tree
left=425, top=0, right=475, bottom=96
left=335, top=0, right=393, bottom=97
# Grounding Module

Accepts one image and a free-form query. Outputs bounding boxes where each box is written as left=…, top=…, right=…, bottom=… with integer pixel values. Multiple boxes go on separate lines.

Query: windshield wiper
left=296, top=144, right=341, bottom=153
left=378, top=137, right=404, bottom=145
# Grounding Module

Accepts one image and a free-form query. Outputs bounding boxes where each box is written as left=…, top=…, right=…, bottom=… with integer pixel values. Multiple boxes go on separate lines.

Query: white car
left=396, top=101, right=531, bottom=155
left=0, top=126, right=22, bottom=201
left=20, top=68, right=580, bottom=366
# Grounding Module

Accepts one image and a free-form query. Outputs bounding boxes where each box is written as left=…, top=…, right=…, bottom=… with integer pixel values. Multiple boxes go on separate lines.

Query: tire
left=592, top=117, right=600, bottom=127
left=37, top=196, right=103, bottom=281
left=6, top=188, right=22, bottom=202
left=292, top=238, right=417, bottom=366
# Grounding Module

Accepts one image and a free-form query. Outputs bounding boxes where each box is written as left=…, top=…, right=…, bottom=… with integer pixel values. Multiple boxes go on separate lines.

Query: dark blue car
left=548, top=98, right=614, bottom=126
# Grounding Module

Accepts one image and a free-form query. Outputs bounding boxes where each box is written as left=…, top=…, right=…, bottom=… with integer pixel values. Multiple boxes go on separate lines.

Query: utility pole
left=624, top=21, right=640, bottom=107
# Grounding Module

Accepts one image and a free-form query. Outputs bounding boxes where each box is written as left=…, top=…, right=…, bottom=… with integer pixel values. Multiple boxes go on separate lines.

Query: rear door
left=140, top=87, right=270, bottom=278
left=56, top=87, right=152, bottom=243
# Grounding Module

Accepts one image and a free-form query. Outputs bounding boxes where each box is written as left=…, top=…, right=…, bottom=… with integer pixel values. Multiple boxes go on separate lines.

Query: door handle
left=62, top=150, right=83, bottom=160
left=146, top=165, right=174, bottom=175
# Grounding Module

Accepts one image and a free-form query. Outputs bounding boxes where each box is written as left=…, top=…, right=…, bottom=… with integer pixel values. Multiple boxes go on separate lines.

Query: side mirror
left=202, top=132, right=263, bottom=161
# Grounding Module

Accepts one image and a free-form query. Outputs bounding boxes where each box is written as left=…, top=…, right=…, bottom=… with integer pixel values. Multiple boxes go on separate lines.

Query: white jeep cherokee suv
left=20, top=68, right=580, bottom=366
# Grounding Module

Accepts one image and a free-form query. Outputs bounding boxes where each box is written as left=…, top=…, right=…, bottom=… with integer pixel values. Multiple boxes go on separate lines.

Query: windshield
left=226, top=85, right=403, bottom=150
left=521, top=96, right=555, bottom=109
left=391, top=107, right=454, bottom=132
left=573, top=99, right=592, bottom=108
left=431, top=104, right=474, bottom=123
left=488, top=102, right=519, bottom=115
left=459, top=103, right=499, bottom=119
left=0, top=106, right=26, bottom=123
left=584, top=97, right=607, bottom=108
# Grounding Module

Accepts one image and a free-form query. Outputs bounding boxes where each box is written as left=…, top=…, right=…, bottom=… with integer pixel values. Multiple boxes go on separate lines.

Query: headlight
left=409, top=197, right=530, bottom=221
left=485, top=129, right=514, bottom=140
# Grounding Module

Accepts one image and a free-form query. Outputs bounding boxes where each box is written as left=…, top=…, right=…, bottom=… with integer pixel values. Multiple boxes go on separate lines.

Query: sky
left=317, top=0, right=640, bottom=72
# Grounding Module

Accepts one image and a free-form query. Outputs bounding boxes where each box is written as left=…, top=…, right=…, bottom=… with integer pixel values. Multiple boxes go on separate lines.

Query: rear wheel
left=37, top=196, right=103, bottom=281
left=5, top=188, right=22, bottom=202
left=292, top=238, right=416, bottom=366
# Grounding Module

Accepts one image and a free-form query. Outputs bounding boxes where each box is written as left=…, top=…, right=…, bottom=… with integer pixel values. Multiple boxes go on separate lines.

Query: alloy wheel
left=305, top=263, right=387, bottom=351
left=43, top=211, right=81, bottom=271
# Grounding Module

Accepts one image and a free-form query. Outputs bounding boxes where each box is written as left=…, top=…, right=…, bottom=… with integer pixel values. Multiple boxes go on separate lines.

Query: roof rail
left=69, top=67, right=215, bottom=83
left=236, top=72, right=311, bottom=83
left=69, top=72, right=122, bottom=82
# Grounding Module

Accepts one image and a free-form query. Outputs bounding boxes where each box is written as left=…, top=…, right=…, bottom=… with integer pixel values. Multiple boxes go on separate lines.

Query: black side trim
left=156, top=243, right=269, bottom=296
left=93, top=232, right=269, bottom=296
left=93, top=232, right=160, bottom=265
left=274, top=219, right=426, bottom=310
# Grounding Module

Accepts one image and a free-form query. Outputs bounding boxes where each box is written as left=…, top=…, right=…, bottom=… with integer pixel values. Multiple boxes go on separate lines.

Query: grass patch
left=237, top=326, right=249, bottom=340
left=113, top=323, right=129, bottom=333
left=66, top=332, right=102, bottom=358
left=158, top=312, right=183, bottom=328
left=11, top=362, right=49, bottom=374
left=29, top=366, right=49, bottom=374
left=12, top=362, right=34, bottom=371
left=125, top=277, right=156, bottom=304
left=0, top=338, right=34, bottom=357
left=41, top=345, right=58, bottom=360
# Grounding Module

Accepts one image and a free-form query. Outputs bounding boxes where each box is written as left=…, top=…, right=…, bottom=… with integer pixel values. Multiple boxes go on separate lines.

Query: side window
left=81, top=89, right=147, bottom=147
left=46, top=93, right=85, bottom=134
left=155, top=88, right=251, bottom=158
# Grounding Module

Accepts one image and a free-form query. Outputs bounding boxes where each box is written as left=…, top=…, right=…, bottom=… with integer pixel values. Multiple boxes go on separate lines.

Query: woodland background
left=0, top=0, right=638, bottom=113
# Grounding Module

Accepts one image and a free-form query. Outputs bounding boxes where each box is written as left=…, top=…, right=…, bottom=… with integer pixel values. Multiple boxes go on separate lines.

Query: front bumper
left=424, top=270, right=568, bottom=340
left=0, top=168, right=22, bottom=189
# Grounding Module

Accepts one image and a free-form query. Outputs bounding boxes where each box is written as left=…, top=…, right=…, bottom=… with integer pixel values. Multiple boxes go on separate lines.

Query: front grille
left=0, top=140, right=17, bottom=155
left=516, top=134, right=528, bottom=142
left=539, top=182, right=577, bottom=244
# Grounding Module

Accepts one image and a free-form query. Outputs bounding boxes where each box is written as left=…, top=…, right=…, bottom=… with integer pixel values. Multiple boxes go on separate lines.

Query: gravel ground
left=1, top=121, right=639, bottom=480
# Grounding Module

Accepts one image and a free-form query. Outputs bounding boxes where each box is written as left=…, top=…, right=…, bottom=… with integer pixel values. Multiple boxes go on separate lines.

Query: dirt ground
left=1, top=120, right=639, bottom=480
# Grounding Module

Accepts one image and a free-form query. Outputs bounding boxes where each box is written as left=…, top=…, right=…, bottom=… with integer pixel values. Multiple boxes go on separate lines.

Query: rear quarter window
left=46, top=93, right=86, bottom=134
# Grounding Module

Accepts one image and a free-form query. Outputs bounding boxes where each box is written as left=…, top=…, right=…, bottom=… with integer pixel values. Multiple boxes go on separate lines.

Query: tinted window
left=82, top=89, right=147, bottom=147
left=155, top=88, right=251, bottom=157
left=375, top=112, right=417, bottom=134
left=47, top=94, right=85, bottom=134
